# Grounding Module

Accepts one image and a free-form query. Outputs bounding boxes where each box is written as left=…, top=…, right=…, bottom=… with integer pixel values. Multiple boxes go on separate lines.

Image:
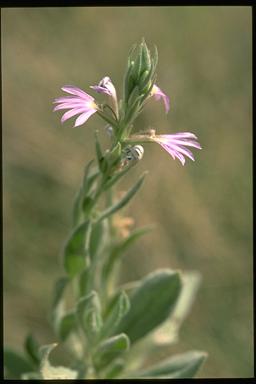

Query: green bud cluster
left=121, top=38, right=158, bottom=132
left=124, top=39, right=158, bottom=100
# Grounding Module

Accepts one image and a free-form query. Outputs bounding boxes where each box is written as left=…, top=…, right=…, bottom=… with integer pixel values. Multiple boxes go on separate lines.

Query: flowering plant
left=4, top=39, right=206, bottom=380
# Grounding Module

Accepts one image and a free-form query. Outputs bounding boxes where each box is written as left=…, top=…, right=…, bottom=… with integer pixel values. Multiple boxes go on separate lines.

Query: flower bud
left=123, top=39, right=157, bottom=104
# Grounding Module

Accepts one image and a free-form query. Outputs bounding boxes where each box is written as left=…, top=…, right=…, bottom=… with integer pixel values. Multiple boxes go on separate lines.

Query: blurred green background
left=2, top=6, right=252, bottom=378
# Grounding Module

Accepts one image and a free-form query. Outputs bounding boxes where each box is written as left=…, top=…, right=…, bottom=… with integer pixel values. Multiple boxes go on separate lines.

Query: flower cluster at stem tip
left=53, top=39, right=201, bottom=166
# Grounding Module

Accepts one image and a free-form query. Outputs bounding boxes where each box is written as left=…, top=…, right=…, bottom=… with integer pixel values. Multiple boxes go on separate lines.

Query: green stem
left=123, top=135, right=155, bottom=145
left=103, top=104, right=118, bottom=122
left=106, top=187, right=114, bottom=236
left=96, top=110, right=118, bottom=132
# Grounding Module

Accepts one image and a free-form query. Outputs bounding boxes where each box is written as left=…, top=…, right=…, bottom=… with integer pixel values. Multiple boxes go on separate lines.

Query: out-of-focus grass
left=3, top=6, right=252, bottom=378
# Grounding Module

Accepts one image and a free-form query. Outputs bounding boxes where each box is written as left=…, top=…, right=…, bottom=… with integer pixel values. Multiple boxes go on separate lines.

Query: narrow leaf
left=102, top=225, right=154, bottom=293
left=83, top=165, right=100, bottom=196
left=72, top=160, right=99, bottom=226
left=101, top=291, right=130, bottom=338
left=64, top=221, right=90, bottom=277
left=40, top=343, right=78, bottom=380
left=104, top=358, right=125, bottom=379
left=116, top=225, right=154, bottom=255
left=24, top=333, right=40, bottom=366
left=95, top=131, right=108, bottom=173
left=4, top=349, right=34, bottom=379
left=76, top=291, right=102, bottom=338
left=57, top=311, right=77, bottom=341
left=50, top=276, right=74, bottom=333
left=52, top=276, right=69, bottom=309
left=97, top=172, right=147, bottom=223
left=79, top=266, right=91, bottom=297
left=93, top=334, right=130, bottom=370
left=82, top=196, right=95, bottom=216
left=89, top=220, right=106, bottom=259
left=103, top=163, right=131, bottom=191
left=129, top=350, right=207, bottom=379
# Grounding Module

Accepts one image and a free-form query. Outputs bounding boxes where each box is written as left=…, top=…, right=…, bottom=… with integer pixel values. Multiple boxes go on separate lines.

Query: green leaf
left=39, top=343, right=78, bottom=379
left=52, top=276, right=69, bottom=309
left=95, top=131, right=108, bottom=174
left=93, top=333, right=130, bottom=370
left=124, top=94, right=145, bottom=126
left=102, top=226, right=153, bottom=286
left=95, top=131, right=103, bottom=162
left=104, top=358, right=125, bottom=379
left=118, top=225, right=154, bottom=253
left=133, top=41, right=143, bottom=81
left=72, top=160, right=99, bottom=226
left=101, top=291, right=130, bottom=338
left=152, top=271, right=201, bottom=345
left=124, top=58, right=136, bottom=103
left=116, top=225, right=154, bottom=255
left=115, top=269, right=182, bottom=343
left=89, top=220, right=106, bottom=259
left=97, top=172, right=147, bottom=223
left=50, top=276, right=71, bottom=333
left=4, top=348, right=34, bottom=379
left=129, top=350, right=207, bottom=378
left=79, top=266, right=91, bottom=297
left=76, top=291, right=102, bottom=339
left=127, top=85, right=140, bottom=107
left=141, top=38, right=151, bottom=70
left=57, top=311, right=77, bottom=341
left=103, top=163, right=131, bottom=191
left=152, top=44, right=158, bottom=70
left=64, top=221, right=90, bottom=277
left=82, top=196, right=95, bottom=216
left=24, top=333, right=40, bottom=366
left=82, top=164, right=100, bottom=196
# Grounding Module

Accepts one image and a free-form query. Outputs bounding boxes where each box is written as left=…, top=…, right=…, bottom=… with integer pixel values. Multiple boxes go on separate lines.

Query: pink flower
left=53, top=86, right=98, bottom=127
left=90, top=76, right=119, bottom=118
left=90, top=76, right=117, bottom=102
left=151, top=84, right=170, bottom=113
left=153, top=132, right=202, bottom=165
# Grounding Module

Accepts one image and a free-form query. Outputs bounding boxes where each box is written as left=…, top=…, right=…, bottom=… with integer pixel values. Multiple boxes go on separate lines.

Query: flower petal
left=61, top=85, right=94, bottom=100
left=54, top=85, right=98, bottom=127
left=53, top=96, right=87, bottom=104
left=90, top=85, right=112, bottom=96
left=152, top=131, right=201, bottom=165
left=53, top=101, right=88, bottom=111
left=90, top=76, right=117, bottom=100
left=160, top=132, right=198, bottom=140
left=152, top=85, right=170, bottom=113
left=74, top=109, right=97, bottom=127
left=61, top=107, right=88, bottom=123
left=162, top=138, right=202, bottom=149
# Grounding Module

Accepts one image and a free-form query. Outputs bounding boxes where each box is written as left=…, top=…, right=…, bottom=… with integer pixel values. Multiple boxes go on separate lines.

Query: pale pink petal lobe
left=53, top=85, right=97, bottom=127
left=154, top=132, right=201, bottom=165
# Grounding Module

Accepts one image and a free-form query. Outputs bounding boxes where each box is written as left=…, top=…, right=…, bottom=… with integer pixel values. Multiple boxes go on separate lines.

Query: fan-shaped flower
left=90, top=76, right=117, bottom=101
left=53, top=86, right=98, bottom=127
left=151, top=84, right=170, bottom=113
left=90, top=76, right=119, bottom=118
left=153, top=132, right=202, bottom=165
